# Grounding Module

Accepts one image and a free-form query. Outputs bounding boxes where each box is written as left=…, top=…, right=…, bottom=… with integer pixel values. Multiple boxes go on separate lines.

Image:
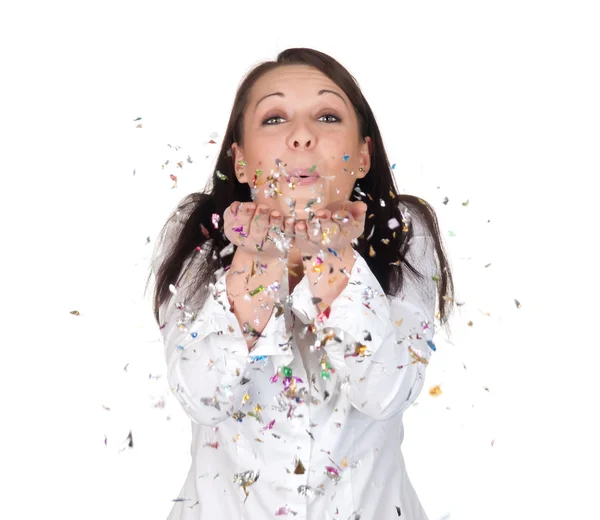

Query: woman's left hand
left=294, top=200, right=368, bottom=255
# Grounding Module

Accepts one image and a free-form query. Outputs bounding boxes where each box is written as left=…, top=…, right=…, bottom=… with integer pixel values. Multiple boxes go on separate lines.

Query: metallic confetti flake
left=343, top=154, right=350, bottom=161
left=294, top=457, right=306, bottom=474
left=305, top=197, right=321, bottom=210
left=388, top=218, right=400, bottom=230
left=369, top=245, right=376, bottom=257
left=297, top=485, right=325, bottom=497
left=232, top=411, right=246, bottom=422
left=233, top=470, right=260, bottom=502
left=275, top=505, right=294, bottom=515
left=264, top=419, right=276, bottom=430
left=219, top=242, right=235, bottom=258
left=203, top=441, right=219, bottom=449
left=427, top=340, right=437, bottom=352
left=429, top=385, right=442, bottom=397
left=233, top=225, right=248, bottom=238
left=215, top=170, right=227, bottom=181
left=211, top=213, right=220, bottom=229
left=237, top=160, right=247, bottom=167
left=249, top=285, right=265, bottom=297
left=325, top=466, right=341, bottom=483
left=200, top=396, right=221, bottom=411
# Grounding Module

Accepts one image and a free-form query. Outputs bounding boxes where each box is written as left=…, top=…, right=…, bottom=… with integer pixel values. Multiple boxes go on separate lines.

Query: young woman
left=149, top=47, right=455, bottom=520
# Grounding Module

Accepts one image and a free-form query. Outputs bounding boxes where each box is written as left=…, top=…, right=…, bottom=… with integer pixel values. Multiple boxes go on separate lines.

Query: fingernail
left=247, top=204, right=256, bottom=212
left=271, top=211, right=281, bottom=218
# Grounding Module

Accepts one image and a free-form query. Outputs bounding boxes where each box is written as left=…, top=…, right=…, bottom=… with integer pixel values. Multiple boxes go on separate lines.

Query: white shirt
left=158, top=219, right=437, bottom=520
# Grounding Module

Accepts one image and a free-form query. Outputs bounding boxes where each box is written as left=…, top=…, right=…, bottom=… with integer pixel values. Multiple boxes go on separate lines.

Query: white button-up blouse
left=157, top=214, right=438, bottom=520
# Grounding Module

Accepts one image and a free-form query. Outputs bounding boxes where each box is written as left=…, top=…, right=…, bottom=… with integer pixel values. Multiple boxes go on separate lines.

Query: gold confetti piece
left=232, top=434, right=240, bottom=442
left=341, top=456, right=348, bottom=468
left=294, top=458, right=306, bottom=474
left=242, top=393, right=251, bottom=404
left=462, top=199, right=470, bottom=207
left=70, top=310, right=80, bottom=316
left=369, top=245, right=376, bottom=257
left=467, top=321, right=474, bottom=327
left=429, top=385, right=442, bottom=397
left=255, top=437, right=264, bottom=443
left=389, top=190, right=396, bottom=199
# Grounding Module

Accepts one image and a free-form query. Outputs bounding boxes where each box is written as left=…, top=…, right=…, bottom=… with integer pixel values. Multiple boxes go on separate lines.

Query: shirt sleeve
left=291, top=232, right=438, bottom=421
left=158, top=262, right=253, bottom=426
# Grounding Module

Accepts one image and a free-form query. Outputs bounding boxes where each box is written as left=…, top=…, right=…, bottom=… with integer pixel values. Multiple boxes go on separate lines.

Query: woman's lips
left=285, top=168, right=321, bottom=186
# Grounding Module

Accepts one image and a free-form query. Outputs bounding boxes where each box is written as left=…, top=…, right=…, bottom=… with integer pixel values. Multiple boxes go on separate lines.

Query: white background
left=1, top=1, right=599, bottom=519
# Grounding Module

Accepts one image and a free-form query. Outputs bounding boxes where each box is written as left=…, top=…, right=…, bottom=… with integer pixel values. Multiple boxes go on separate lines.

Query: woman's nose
left=293, top=140, right=311, bottom=148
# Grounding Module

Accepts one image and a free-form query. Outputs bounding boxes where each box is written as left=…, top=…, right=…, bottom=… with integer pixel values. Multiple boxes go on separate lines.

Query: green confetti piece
left=249, top=285, right=265, bottom=297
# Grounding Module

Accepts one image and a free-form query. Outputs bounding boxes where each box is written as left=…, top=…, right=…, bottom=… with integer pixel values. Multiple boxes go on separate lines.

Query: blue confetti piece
left=191, top=332, right=198, bottom=338
left=426, top=340, right=436, bottom=352
left=343, top=154, right=350, bottom=162
left=251, top=355, right=267, bottom=362
left=327, top=247, right=341, bottom=260
left=176, top=345, right=185, bottom=350
left=392, top=163, right=396, bottom=170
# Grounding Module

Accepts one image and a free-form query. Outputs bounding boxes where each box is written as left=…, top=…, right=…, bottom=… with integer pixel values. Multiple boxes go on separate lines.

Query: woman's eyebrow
left=254, top=89, right=347, bottom=111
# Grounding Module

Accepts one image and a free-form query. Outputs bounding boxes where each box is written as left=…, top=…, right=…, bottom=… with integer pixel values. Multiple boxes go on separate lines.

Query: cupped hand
left=222, top=201, right=295, bottom=259
left=293, top=200, right=368, bottom=255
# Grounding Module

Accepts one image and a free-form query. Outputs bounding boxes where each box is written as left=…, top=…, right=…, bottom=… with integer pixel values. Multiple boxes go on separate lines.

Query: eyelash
left=261, top=113, right=342, bottom=126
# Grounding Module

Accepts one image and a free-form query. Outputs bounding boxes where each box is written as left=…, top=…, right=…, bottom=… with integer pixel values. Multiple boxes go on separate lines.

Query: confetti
left=388, top=218, right=400, bottom=230
left=233, top=470, right=260, bottom=502
left=215, top=170, right=227, bottom=181
left=275, top=505, right=294, bottom=515
left=211, top=213, right=220, bottom=229
left=343, top=154, right=350, bottom=161
left=294, top=457, right=306, bottom=474
left=324, top=466, right=341, bottom=483
left=249, top=285, right=265, bottom=297
left=429, top=385, right=442, bottom=397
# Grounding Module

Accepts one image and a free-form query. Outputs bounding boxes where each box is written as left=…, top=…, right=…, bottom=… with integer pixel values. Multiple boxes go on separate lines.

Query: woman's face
left=231, top=65, right=371, bottom=220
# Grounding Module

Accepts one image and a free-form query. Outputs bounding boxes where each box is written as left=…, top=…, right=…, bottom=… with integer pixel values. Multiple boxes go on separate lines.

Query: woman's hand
left=223, top=202, right=295, bottom=259
left=293, top=200, right=368, bottom=255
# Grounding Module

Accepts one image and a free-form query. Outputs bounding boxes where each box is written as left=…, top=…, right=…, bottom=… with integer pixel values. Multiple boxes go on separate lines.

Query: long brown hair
left=145, top=48, right=455, bottom=336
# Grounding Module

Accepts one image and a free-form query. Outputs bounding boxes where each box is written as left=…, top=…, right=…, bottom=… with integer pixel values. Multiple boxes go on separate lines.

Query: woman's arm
left=158, top=248, right=286, bottom=426
left=293, top=237, right=437, bottom=420
left=226, top=248, right=287, bottom=352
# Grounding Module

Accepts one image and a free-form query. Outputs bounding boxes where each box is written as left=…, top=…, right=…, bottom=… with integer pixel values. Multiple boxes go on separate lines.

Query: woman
left=148, top=47, right=455, bottom=520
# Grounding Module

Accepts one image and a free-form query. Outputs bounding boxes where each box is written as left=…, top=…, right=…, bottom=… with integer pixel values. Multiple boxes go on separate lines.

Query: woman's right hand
left=223, top=201, right=295, bottom=259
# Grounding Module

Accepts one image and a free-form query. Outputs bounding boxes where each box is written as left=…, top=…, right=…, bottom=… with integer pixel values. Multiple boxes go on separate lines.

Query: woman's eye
left=263, top=116, right=285, bottom=125
left=319, top=114, right=340, bottom=123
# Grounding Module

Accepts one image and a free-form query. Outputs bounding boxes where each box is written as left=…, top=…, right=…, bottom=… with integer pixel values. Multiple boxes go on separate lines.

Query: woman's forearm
left=226, top=248, right=287, bottom=351
left=302, top=246, right=356, bottom=311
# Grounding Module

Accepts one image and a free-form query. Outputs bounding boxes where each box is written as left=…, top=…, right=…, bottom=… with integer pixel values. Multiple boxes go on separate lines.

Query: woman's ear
left=358, top=136, right=372, bottom=178
left=231, top=143, right=248, bottom=184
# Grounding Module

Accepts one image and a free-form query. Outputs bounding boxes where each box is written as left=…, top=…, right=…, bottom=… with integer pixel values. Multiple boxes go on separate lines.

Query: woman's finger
left=283, top=217, right=295, bottom=241
left=233, top=202, right=255, bottom=241
left=294, top=220, right=308, bottom=243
